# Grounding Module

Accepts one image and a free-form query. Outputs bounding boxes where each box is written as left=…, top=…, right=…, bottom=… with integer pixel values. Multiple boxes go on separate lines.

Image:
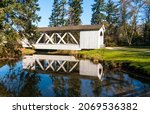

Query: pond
left=0, top=54, right=150, bottom=97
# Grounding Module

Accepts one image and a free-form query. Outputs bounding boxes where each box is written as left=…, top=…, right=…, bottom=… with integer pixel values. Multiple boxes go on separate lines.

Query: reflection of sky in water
left=37, top=74, right=55, bottom=97
left=0, top=56, right=150, bottom=97
left=0, top=65, right=11, bottom=77
left=0, top=61, right=22, bottom=78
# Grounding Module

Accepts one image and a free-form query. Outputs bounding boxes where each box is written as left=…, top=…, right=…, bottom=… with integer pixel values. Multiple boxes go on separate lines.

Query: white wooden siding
left=80, top=31, right=99, bottom=49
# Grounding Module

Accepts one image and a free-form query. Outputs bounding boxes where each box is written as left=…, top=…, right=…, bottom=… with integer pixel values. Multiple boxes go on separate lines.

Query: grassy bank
left=21, top=48, right=36, bottom=55
left=78, top=47, right=150, bottom=76
left=0, top=48, right=35, bottom=60
left=48, top=50, right=78, bottom=55
left=0, top=45, right=22, bottom=60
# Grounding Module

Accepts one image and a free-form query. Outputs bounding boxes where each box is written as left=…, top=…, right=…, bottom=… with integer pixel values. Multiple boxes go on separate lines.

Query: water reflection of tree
left=0, top=83, right=12, bottom=97
left=67, top=75, right=81, bottom=97
left=51, top=75, right=66, bottom=97
left=0, top=61, right=41, bottom=97
left=114, top=71, right=134, bottom=95
left=51, top=74, right=81, bottom=97
left=19, top=72, right=41, bottom=97
left=102, top=68, right=135, bottom=96
left=90, top=79, right=102, bottom=96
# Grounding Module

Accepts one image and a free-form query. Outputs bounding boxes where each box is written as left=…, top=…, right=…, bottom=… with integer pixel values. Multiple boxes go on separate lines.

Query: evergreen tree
left=68, top=0, right=83, bottom=25
left=105, top=0, right=120, bottom=46
left=49, top=0, right=67, bottom=27
left=119, top=0, right=130, bottom=25
left=0, top=0, right=40, bottom=44
left=91, top=0, right=105, bottom=25
left=18, top=0, right=41, bottom=41
left=49, top=0, right=60, bottom=27
left=105, top=0, right=119, bottom=25
left=59, top=0, right=67, bottom=26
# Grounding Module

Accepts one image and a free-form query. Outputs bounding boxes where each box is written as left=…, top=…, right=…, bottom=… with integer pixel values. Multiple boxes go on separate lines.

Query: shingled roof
left=38, top=25, right=103, bottom=32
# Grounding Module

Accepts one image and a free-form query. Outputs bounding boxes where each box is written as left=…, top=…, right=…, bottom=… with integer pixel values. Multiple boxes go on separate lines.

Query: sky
left=37, top=0, right=94, bottom=27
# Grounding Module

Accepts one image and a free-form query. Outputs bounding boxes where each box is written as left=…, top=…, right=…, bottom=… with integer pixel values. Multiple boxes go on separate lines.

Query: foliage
left=0, top=0, right=40, bottom=40
left=68, top=0, right=83, bottom=25
left=104, top=0, right=150, bottom=46
left=49, top=0, right=67, bottom=27
left=91, top=0, right=105, bottom=25
left=59, top=0, right=67, bottom=26
left=105, top=0, right=119, bottom=25
left=143, top=2, right=150, bottom=45
left=50, top=0, right=61, bottom=26
left=0, top=0, right=40, bottom=58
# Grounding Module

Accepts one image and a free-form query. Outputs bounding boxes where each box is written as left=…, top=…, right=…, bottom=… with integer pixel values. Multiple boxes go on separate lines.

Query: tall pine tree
left=119, top=0, right=128, bottom=25
left=68, top=0, right=83, bottom=25
left=59, top=0, right=67, bottom=26
left=18, top=0, right=41, bottom=41
left=105, top=0, right=119, bottom=25
left=49, top=0, right=60, bottom=27
left=105, top=0, right=120, bottom=46
left=49, top=0, right=67, bottom=27
left=91, top=0, right=105, bottom=25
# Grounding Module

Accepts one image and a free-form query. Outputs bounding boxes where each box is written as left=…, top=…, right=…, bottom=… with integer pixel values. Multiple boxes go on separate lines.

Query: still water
left=0, top=54, right=150, bottom=97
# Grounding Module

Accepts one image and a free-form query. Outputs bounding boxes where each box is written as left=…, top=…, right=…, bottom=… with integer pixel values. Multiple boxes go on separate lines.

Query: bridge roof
left=38, top=25, right=102, bottom=32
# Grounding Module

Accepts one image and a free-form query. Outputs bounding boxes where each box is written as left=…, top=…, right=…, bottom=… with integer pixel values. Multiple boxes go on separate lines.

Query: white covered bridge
left=25, top=25, right=105, bottom=50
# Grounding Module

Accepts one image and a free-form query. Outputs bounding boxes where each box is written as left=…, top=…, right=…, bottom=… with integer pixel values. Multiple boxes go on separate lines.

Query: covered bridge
left=33, top=25, right=105, bottom=50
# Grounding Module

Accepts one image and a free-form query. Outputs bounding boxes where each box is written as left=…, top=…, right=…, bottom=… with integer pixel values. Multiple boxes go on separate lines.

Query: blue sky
left=37, top=0, right=93, bottom=27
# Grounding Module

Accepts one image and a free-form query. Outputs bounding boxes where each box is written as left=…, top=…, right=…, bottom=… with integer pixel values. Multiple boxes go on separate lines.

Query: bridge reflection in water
left=23, top=55, right=104, bottom=80
left=1, top=55, right=150, bottom=97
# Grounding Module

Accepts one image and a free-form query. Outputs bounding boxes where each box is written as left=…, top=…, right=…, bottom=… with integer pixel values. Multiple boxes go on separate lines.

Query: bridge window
left=100, top=31, right=103, bottom=36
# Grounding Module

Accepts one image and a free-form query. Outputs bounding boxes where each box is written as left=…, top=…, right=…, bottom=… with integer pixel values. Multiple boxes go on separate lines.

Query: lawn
left=79, top=47, right=150, bottom=76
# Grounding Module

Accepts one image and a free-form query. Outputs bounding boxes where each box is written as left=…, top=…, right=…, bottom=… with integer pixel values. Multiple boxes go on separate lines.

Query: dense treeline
left=103, top=0, right=150, bottom=46
left=49, top=0, right=150, bottom=46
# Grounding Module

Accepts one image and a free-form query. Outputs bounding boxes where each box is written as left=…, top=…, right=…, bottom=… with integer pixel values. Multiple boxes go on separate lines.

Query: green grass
left=79, top=47, right=150, bottom=75
left=48, top=50, right=78, bottom=55
left=21, top=48, right=36, bottom=55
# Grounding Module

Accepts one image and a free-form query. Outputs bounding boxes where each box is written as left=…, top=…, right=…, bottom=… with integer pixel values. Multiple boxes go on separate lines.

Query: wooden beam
left=56, top=33, right=66, bottom=44
left=45, top=33, right=54, bottom=44
left=36, top=33, right=44, bottom=44
left=68, top=32, right=79, bottom=44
